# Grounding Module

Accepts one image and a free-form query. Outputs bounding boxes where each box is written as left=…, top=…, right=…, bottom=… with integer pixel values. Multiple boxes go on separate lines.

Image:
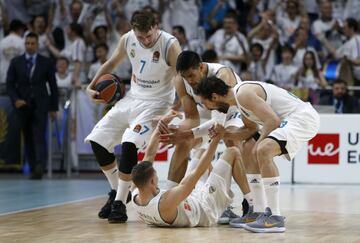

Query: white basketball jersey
left=234, top=81, right=305, bottom=125
left=183, top=63, right=242, bottom=106
left=133, top=189, right=205, bottom=227
left=125, top=30, right=177, bottom=103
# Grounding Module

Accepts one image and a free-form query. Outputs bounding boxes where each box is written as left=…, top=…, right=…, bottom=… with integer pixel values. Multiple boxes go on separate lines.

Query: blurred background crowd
left=0, top=0, right=360, bottom=111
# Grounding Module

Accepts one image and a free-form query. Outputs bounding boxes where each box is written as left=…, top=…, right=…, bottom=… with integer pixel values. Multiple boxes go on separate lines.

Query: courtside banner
left=294, top=114, right=360, bottom=183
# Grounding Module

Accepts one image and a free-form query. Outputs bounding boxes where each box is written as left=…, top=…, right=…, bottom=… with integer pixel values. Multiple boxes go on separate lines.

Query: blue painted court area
left=0, top=179, right=109, bottom=214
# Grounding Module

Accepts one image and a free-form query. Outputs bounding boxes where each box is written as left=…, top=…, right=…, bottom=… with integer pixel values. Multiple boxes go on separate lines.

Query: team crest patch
left=133, top=124, right=142, bottom=133
left=152, top=51, right=160, bottom=63
left=209, top=186, right=216, bottom=194
left=130, top=49, right=135, bottom=58
left=131, top=42, right=136, bottom=47
left=184, top=202, right=192, bottom=211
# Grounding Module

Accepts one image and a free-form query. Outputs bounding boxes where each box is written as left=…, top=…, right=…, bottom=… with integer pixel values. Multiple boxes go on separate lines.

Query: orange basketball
left=95, top=74, right=125, bottom=104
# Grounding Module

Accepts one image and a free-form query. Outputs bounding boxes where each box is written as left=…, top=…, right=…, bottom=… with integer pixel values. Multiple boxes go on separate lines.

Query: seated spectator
left=320, top=79, right=360, bottom=113
left=172, top=25, right=202, bottom=54
left=201, top=49, right=219, bottom=63
left=55, top=56, right=72, bottom=107
left=294, top=51, right=327, bottom=104
left=270, top=44, right=298, bottom=90
left=0, top=19, right=25, bottom=92
left=247, top=43, right=266, bottom=81
left=207, top=12, right=249, bottom=74
left=27, top=15, right=49, bottom=57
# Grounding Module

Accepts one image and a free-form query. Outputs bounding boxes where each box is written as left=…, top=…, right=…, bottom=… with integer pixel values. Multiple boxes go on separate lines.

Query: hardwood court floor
left=1, top=182, right=360, bottom=243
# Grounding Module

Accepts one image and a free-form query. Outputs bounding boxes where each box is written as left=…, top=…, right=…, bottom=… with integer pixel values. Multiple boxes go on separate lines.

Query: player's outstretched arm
left=86, top=35, right=128, bottom=103
left=161, top=125, right=224, bottom=208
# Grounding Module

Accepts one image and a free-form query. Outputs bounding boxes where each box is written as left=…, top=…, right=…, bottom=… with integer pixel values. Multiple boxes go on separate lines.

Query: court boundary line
left=0, top=195, right=105, bottom=216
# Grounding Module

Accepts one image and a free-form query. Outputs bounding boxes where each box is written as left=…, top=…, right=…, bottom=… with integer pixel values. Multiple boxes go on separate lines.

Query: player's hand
left=152, top=109, right=182, bottom=128
left=86, top=86, right=106, bottom=104
left=208, top=123, right=225, bottom=140
left=159, top=127, right=193, bottom=145
left=14, top=99, right=27, bottom=109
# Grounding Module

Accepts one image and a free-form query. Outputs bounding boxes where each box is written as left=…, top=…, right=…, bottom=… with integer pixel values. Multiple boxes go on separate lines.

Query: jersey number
left=140, top=60, right=146, bottom=73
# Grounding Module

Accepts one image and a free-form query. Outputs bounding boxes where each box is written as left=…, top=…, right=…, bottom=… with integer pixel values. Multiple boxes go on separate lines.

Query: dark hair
left=224, top=12, right=238, bottom=22
left=69, top=23, right=84, bottom=38
left=345, top=18, right=358, bottom=32
left=281, top=44, right=295, bottom=56
left=57, top=56, right=70, bottom=66
left=176, top=51, right=202, bottom=72
left=250, top=43, right=264, bottom=55
left=131, top=161, right=155, bottom=188
left=9, top=19, right=25, bottom=32
left=31, top=15, right=47, bottom=28
left=194, top=76, right=230, bottom=100
left=94, top=43, right=109, bottom=52
left=93, top=25, right=108, bottom=36
left=301, top=50, right=319, bottom=79
left=332, top=79, right=347, bottom=86
left=201, top=50, right=218, bottom=63
left=26, top=32, right=39, bottom=40
left=130, top=10, right=156, bottom=32
left=172, top=25, right=186, bottom=36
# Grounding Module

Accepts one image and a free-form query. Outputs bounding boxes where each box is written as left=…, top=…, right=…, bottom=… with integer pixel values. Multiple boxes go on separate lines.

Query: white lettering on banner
left=308, top=143, right=340, bottom=157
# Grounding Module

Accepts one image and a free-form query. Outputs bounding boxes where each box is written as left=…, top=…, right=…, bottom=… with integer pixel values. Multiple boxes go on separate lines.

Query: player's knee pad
left=90, top=141, right=115, bottom=167
left=119, top=142, right=138, bottom=174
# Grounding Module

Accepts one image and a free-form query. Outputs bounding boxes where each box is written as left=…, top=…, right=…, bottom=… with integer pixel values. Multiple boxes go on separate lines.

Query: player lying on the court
left=194, top=77, right=320, bottom=233
left=131, top=121, right=252, bottom=227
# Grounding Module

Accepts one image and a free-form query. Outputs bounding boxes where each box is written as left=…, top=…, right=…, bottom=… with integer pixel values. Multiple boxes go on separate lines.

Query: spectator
left=294, top=51, right=327, bottom=104
left=247, top=43, right=267, bottom=81
left=6, top=32, right=58, bottom=179
left=344, top=0, right=360, bottom=21
left=0, top=19, right=25, bottom=93
left=56, top=56, right=72, bottom=90
left=28, top=15, right=50, bottom=57
left=207, top=12, right=249, bottom=74
left=88, top=43, right=108, bottom=82
left=320, top=79, right=360, bottom=113
left=3, top=0, right=32, bottom=24
left=312, top=0, right=343, bottom=54
left=270, top=44, right=298, bottom=90
left=46, top=23, right=86, bottom=86
left=162, top=0, right=200, bottom=40
left=276, top=0, right=306, bottom=44
left=319, top=18, right=360, bottom=82
left=201, top=49, right=219, bottom=63
left=172, top=25, right=202, bottom=54
left=25, top=0, right=51, bottom=17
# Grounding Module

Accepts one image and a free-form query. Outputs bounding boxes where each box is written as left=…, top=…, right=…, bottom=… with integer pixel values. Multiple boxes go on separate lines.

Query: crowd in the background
left=0, top=0, right=360, bottom=113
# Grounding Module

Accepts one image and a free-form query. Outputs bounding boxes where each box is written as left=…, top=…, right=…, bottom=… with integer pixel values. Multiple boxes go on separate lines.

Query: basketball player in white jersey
left=160, top=51, right=259, bottom=223
left=132, top=120, right=253, bottom=227
left=84, top=10, right=181, bottom=223
left=194, top=77, right=320, bottom=233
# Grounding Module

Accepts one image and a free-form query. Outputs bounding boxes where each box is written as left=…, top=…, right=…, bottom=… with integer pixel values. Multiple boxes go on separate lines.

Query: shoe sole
left=108, top=219, right=127, bottom=224
left=244, top=225, right=286, bottom=233
left=229, top=222, right=246, bottom=228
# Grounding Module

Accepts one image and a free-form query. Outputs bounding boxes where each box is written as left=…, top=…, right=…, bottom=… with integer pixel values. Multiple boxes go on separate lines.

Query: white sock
left=263, top=177, right=281, bottom=216
left=103, top=166, right=119, bottom=190
left=246, top=174, right=267, bottom=212
left=164, top=180, right=179, bottom=190
left=115, top=179, right=132, bottom=203
left=244, top=192, right=254, bottom=207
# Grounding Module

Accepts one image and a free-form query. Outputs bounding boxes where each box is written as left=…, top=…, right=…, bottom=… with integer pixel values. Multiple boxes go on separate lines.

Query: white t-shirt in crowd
left=312, top=18, right=343, bottom=50
left=162, top=0, right=199, bottom=40
left=56, top=72, right=72, bottom=88
left=0, top=33, right=24, bottom=83
left=344, top=0, right=360, bottom=21
left=252, top=36, right=276, bottom=78
left=208, top=29, right=249, bottom=74
left=276, top=14, right=300, bottom=43
left=337, top=35, right=360, bottom=80
left=124, top=0, right=159, bottom=20
left=270, top=63, right=298, bottom=89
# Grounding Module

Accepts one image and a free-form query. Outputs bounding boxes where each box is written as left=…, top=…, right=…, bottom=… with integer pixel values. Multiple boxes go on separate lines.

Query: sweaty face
left=180, top=67, right=203, bottom=88
left=134, top=27, right=158, bottom=48
left=200, top=96, right=230, bottom=114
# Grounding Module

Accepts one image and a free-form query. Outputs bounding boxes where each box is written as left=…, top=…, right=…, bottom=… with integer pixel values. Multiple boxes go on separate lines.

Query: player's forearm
left=143, top=129, right=160, bottom=162
left=225, top=126, right=258, bottom=141
left=257, top=120, right=280, bottom=143
left=88, top=59, right=118, bottom=88
left=193, top=137, right=221, bottom=179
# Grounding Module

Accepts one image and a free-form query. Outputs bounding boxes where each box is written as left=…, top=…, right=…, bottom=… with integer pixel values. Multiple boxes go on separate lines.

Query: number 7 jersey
left=125, top=30, right=177, bottom=103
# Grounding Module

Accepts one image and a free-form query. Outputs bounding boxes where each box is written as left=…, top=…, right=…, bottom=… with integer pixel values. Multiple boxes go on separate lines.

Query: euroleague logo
left=308, top=134, right=340, bottom=164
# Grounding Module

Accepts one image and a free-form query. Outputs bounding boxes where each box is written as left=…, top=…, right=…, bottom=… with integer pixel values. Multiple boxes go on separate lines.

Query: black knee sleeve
left=119, top=142, right=138, bottom=174
left=90, top=141, right=115, bottom=167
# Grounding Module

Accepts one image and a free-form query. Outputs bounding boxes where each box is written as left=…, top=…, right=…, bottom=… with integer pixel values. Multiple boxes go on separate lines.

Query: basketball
left=95, top=74, right=125, bottom=104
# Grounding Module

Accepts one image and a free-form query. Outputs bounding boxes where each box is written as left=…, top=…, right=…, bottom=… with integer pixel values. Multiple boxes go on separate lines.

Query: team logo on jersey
left=130, top=49, right=135, bottom=58
left=209, top=185, right=216, bottom=194
left=152, top=51, right=160, bottom=63
left=184, top=201, right=192, bottom=211
left=133, top=124, right=142, bottom=133
left=131, top=42, right=136, bottom=47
